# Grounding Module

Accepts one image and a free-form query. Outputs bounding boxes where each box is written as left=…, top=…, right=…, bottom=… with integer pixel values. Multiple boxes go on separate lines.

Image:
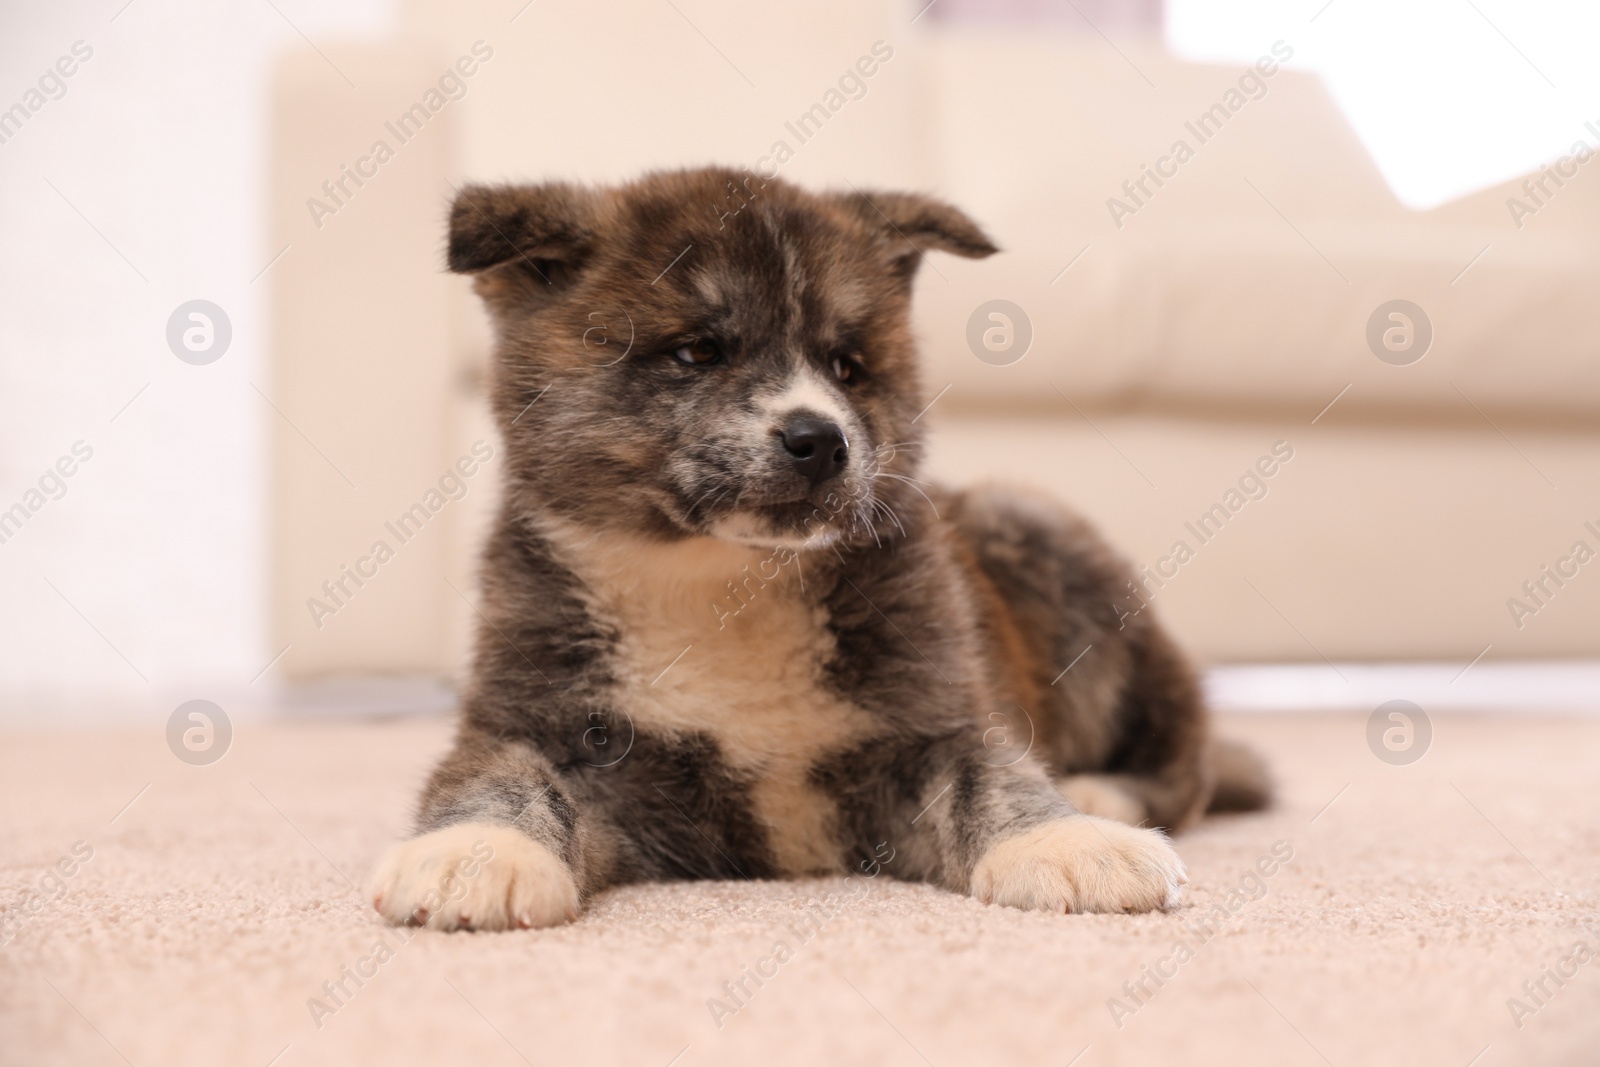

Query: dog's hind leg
left=943, top=483, right=1264, bottom=831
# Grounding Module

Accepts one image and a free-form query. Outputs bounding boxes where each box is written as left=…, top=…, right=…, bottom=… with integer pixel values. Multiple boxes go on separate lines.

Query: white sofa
left=266, top=0, right=1600, bottom=685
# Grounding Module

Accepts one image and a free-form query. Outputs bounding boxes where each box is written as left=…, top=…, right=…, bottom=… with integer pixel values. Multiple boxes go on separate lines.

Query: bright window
left=1167, top=0, right=1600, bottom=209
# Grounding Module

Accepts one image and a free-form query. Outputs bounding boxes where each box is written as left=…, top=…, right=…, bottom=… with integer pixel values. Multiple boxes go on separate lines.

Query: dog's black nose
left=779, top=415, right=848, bottom=486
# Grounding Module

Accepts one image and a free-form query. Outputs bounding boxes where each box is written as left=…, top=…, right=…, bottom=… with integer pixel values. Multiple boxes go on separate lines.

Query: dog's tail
left=1205, top=736, right=1273, bottom=813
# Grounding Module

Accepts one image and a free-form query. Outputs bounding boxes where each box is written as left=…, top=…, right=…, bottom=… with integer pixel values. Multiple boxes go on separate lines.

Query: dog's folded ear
left=447, top=182, right=602, bottom=308
left=831, top=189, right=998, bottom=279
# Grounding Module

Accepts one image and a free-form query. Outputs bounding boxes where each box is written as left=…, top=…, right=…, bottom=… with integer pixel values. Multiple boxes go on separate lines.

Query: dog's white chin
left=705, top=512, right=839, bottom=551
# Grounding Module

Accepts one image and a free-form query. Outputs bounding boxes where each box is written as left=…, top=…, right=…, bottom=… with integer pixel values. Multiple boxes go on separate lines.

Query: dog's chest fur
left=544, top=522, right=871, bottom=875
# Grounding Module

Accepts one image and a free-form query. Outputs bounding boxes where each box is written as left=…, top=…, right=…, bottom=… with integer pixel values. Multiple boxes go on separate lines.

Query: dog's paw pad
left=971, top=817, right=1185, bottom=914
left=367, top=823, right=579, bottom=931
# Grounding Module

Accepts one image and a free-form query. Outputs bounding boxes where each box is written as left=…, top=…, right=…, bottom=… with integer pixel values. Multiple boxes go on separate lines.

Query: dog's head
left=448, top=167, right=996, bottom=549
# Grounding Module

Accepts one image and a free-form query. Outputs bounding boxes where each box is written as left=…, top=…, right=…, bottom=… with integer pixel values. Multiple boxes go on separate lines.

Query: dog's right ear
left=447, top=182, right=601, bottom=308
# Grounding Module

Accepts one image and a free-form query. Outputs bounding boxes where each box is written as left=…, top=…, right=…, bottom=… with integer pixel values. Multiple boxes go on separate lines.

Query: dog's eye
left=672, top=339, right=722, bottom=366
left=831, top=355, right=859, bottom=384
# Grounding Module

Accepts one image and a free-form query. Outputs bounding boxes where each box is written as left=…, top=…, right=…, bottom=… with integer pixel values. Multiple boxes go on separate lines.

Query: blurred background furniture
left=267, top=0, right=1600, bottom=694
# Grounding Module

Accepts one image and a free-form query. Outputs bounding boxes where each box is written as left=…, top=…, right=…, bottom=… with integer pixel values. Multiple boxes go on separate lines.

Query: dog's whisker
left=870, top=497, right=907, bottom=538
left=876, top=472, right=941, bottom=518
left=876, top=466, right=934, bottom=487
left=685, top=482, right=732, bottom=519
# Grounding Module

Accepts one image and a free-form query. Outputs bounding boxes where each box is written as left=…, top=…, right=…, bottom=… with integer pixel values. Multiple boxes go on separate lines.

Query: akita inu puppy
left=370, top=168, right=1269, bottom=930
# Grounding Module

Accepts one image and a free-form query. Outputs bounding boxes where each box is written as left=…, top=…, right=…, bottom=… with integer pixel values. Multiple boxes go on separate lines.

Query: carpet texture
left=2, top=712, right=1597, bottom=1067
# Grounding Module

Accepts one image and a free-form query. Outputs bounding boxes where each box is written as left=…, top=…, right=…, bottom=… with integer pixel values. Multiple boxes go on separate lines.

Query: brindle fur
left=374, top=168, right=1269, bottom=928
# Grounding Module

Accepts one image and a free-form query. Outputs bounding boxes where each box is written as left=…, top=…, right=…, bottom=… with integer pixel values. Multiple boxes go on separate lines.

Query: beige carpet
left=2, top=712, right=1597, bottom=1067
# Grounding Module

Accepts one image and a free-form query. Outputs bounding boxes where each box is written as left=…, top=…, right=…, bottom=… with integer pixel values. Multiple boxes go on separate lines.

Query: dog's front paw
left=368, top=823, right=579, bottom=931
left=970, top=817, right=1185, bottom=914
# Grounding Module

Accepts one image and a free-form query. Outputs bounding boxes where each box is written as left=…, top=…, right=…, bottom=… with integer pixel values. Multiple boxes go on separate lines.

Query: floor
left=2, top=712, right=1597, bottom=1067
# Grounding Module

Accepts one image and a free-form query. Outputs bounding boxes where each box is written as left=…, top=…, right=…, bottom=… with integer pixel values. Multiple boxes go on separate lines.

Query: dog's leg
left=828, top=737, right=1186, bottom=914
left=944, top=485, right=1223, bottom=830
left=368, top=739, right=588, bottom=931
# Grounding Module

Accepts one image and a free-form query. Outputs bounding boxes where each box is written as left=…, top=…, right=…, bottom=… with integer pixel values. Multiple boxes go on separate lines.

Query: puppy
left=369, top=168, right=1270, bottom=930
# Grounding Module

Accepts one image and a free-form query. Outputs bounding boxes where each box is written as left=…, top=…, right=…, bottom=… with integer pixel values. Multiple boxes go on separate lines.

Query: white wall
left=0, top=0, right=393, bottom=722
